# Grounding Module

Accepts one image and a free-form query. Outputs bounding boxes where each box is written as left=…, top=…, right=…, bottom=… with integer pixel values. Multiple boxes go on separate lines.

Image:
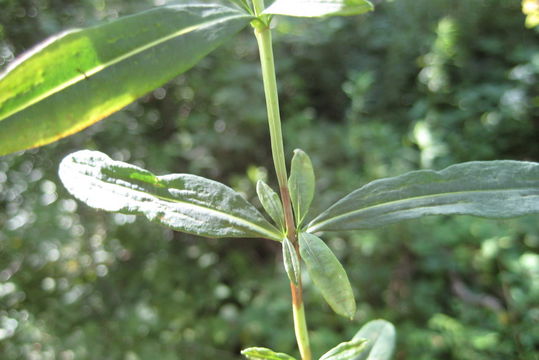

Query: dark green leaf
left=241, top=347, right=297, bottom=360
left=0, top=5, right=251, bottom=156
left=257, top=180, right=285, bottom=230
left=282, top=237, right=301, bottom=284
left=299, top=232, right=356, bottom=319
left=288, top=149, right=315, bottom=226
left=308, top=161, right=539, bottom=233
left=319, top=338, right=367, bottom=360
left=352, top=320, right=396, bottom=360
left=58, top=150, right=282, bottom=240
left=262, top=0, right=373, bottom=18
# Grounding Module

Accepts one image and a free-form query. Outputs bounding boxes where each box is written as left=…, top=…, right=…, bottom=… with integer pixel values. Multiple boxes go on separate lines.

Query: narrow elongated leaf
left=263, top=0, right=373, bottom=18
left=58, top=150, right=282, bottom=241
left=229, top=0, right=253, bottom=14
left=257, top=180, right=286, bottom=230
left=319, top=338, right=367, bottom=360
left=0, top=5, right=251, bottom=156
left=282, top=237, right=301, bottom=285
left=308, top=161, right=539, bottom=233
left=241, top=347, right=296, bottom=360
left=352, top=320, right=396, bottom=360
left=299, top=232, right=356, bottom=319
left=288, top=149, right=315, bottom=226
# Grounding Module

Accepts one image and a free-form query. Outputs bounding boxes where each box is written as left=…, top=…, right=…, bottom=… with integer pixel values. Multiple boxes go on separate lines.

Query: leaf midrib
left=307, top=186, right=539, bottom=232
left=1, top=10, right=248, bottom=121
left=81, top=168, right=281, bottom=240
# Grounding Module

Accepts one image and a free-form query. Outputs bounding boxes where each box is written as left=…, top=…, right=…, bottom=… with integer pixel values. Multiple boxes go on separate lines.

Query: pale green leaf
left=319, top=338, right=367, bottom=360
left=58, top=150, right=282, bottom=241
left=299, top=232, right=356, bottom=318
left=352, top=320, right=396, bottom=360
left=308, top=161, right=539, bottom=233
left=241, top=347, right=297, bottom=360
left=257, top=180, right=286, bottom=230
left=288, top=149, right=315, bottom=226
left=229, top=0, right=253, bottom=14
left=282, top=237, right=301, bottom=284
left=0, top=5, right=251, bottom=156
left=263, top=0, right=373, bottom=18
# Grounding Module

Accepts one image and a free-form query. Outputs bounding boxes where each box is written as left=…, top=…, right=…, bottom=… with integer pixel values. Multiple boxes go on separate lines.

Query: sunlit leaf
left=241, top=347, right=297, bottom=360
left=352, top=320, right=396, bottom=360
left=319, top=338, right=367, bottom=360
left=0, top=5, right=251, bottom=156
left=299, top=232, right=356, bottom=319
left=257, top=180, right=286, bottom=230
left=58, top=150, right=282, bottom=240
left=282, top=237, right=301, bottom=284
left=263, top=0, right=373, bottom=18
left=308, top=161, right=539, bottom=233
left=288, top=149, right=315, bottom=226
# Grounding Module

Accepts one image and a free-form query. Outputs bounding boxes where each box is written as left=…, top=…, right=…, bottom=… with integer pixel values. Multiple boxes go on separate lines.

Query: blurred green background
left=1, top=0, right=538, bottom=359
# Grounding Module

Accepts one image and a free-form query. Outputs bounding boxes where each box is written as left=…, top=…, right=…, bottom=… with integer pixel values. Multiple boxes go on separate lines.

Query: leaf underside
left=257, top=180, right=286, bottom=230
left=308, top=161, right=539, bottom=233
left=263, top=0, right=374, bottom=18
left=58, top=150, right=282, bottom=241
left=241, top=347, right=296, bottom=360
left=0, top=4, right=250, bottom=156
left=299, top=232, right=356, bottom=319
left=352, top=320, right=396, bottom=360
left=282, top=237, right=301, bottom=285
left=319, top=338, right=367, bottom=360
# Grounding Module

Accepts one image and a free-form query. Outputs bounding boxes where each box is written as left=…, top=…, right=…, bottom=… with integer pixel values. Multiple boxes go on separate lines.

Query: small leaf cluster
left=242, top=320, right=395, bottom=360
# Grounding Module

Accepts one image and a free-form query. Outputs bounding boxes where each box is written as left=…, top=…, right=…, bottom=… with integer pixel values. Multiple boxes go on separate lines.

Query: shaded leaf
left=59, top=150, right=282, bottom=240
left=263, top=0, right=373, bottom=18
left=319, top=338, right=367, bottom=360
left=282, top=237, right=301, bottom=284
left=299, top=232, right=355, bottom=318
left=257, top=180, right=286, bottom=230
left=0, top=5, right=251, bottom=156
left=229, top=0, right=254, bottom=14
left=288, top=149, right=315, bottom=226
left=241, top=347, right=297, bottom=360
left=352, top=320, right=396, bottom=360
left=308, top=161, right=539, bottom=233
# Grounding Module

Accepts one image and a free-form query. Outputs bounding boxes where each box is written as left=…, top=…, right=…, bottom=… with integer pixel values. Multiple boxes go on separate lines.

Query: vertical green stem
left=252, top=1, right=312, bottom=359
left=290, top=283, right=312, bottom=360
left=253, top=23, right=288, bottom=191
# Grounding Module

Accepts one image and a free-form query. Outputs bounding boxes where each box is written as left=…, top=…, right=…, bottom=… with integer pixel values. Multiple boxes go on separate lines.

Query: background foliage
left=1, top=0, right=538, bottom=359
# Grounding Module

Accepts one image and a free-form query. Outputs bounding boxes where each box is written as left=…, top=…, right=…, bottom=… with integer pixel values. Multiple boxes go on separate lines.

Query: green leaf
left=299, top=232, right=356, bottom=319
left=352, top=320, right=396, bottom=360
left=241, top=347, right=297, bottom=360
left=229, top=0, right=254, bottom=14
left=282, top=237, right=301, bottom=285
left=319, top=338, right=367, bottom=360
left=307, top=161, right=539, bottom=233
left=58, top=150, right=282, bottom=241
left=288, top=149, right=315, bottom=226
left=257, top=180, right=286, bottom=230
left=0, top=5, right=251, bottom=156
left=262, top=0, right=374, bottom=18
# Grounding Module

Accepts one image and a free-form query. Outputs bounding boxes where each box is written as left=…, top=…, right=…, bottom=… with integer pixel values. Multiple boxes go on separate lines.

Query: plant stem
left=252, top=0, right=265, bottom=16
left=253, top=19, right=297, bottom=242
left=291, top=283, right=311, bottom=360
left=253, top=26, right=288, bottom=193
left=252, top=1, right=312, bottom=359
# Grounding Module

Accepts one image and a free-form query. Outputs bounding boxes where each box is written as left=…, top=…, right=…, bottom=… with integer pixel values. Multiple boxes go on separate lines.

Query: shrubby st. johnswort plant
left=1, top=0, right=539, bottom=359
